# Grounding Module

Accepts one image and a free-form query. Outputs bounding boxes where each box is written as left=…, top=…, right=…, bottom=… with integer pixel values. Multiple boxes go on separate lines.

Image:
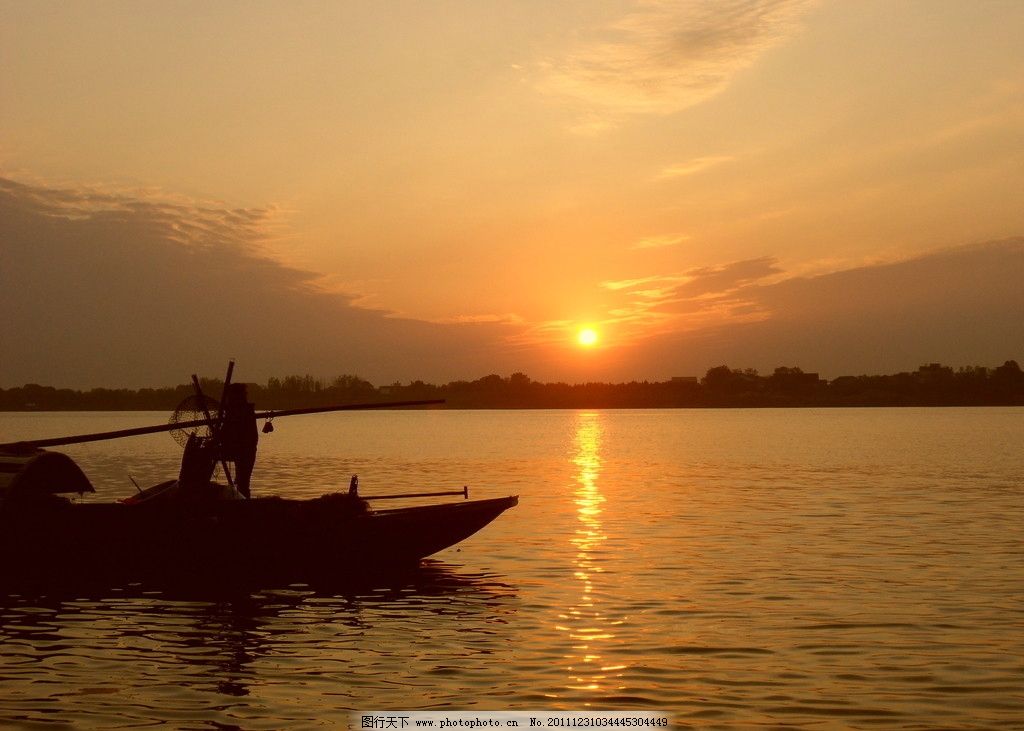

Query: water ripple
left=1, top=409, right=1022, bottom=728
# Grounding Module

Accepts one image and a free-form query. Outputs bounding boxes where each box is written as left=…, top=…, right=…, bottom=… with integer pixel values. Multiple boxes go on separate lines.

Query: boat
left=0, top=363, right=518, bottom=584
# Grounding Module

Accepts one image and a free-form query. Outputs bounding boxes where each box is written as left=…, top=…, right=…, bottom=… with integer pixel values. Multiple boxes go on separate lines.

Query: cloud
left=610, top=239, right=1024, bottom=378
left=668, top=256, right=784, bottom=300
left=604, top=256, right=782, bottom=324
left=440, top=313, right=526, bottom=325
left=540, top=0, right=814, bottom=123
left=517, top=240, right=1024, bottom=380
left=3, top=174, right=1021, bottom=387
left=631, top=232, right=691, bottom=249
left=1, top=176, right=280, bottom=255
left=602, top=274, right=675, bottom=291
left=657, top=155, right=734, bottom=179
left=0, top=176, right=517, bottom=388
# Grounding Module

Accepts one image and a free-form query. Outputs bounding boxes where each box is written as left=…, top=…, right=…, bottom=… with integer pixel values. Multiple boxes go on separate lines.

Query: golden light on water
left=558, top=411, right=628, bottom=701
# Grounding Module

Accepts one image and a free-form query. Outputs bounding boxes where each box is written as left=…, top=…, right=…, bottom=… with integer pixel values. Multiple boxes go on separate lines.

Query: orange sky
left=2, top=1, right=1023, bottom=387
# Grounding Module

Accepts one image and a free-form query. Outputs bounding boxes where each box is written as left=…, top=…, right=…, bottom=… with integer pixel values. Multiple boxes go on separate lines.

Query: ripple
left=2, top=408, right=1023, bottom=728
left=666, top=646, right=775, bottom=656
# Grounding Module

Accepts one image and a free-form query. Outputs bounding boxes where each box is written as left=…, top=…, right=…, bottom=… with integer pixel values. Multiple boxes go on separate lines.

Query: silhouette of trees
left=993, top=360, right=1024, bottom=400
left=1, top=360, right=1022, bottom=410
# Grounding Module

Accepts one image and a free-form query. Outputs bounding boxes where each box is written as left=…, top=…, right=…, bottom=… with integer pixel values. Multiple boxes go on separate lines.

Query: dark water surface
left=1, top=409, right=1022, bottom=729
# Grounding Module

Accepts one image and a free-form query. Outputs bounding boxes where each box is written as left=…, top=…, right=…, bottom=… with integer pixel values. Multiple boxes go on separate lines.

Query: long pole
left=363, top=487, right=469, bottom=501
left=251, top=400, right=443, bottom=420
left=0, top=399, right=445, bottom=450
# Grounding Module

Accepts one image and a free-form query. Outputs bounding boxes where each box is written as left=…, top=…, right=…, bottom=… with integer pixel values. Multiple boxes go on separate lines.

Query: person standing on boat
left=222, top=383, right=258, bottom=498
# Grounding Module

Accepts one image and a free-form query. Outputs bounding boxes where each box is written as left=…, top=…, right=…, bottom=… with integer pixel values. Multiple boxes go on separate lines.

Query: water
left=0, top=408, right=1022, bottom=729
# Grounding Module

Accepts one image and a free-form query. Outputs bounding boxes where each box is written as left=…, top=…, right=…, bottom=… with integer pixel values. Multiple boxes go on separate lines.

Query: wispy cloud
left=602, top=274, right=681, bottom=291
left=600, top=256, right=783, bottom=336
left=0, top=176, right=283, bottom=255
left=0, top=175, right=518, bottom=387
left=604, top=256, right=781, bottom=299
left=671, top=256, right=783, bottom=299
left=520, top=257, right=784, bottom=348
left=540, top=0, right=815, bottom=126
left=631, top=232, right=691, bottom=249
left=439, top=313, right=526, bottom=325
left=514, top=239, right=1024, bottom=377
left=657, top=155, right=734, bottom=179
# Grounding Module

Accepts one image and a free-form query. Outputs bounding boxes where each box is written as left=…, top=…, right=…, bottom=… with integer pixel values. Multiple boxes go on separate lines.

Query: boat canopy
left=0, top=450, right=94, bottom=504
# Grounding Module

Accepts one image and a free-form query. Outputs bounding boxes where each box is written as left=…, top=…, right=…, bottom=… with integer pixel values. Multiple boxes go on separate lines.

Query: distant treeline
left=2, top=361, right=1023, bottom=411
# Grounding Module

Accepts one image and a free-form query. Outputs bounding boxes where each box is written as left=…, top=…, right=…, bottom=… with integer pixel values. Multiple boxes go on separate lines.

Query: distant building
left=916, top=363, right=954, bottom=382
left=770, top=369, right=822, bottom=389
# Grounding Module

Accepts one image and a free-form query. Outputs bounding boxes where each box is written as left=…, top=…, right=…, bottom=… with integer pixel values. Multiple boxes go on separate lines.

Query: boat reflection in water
left=557, top=411, right=627, bottom=702
left=0, top=562, right=519, bottom=725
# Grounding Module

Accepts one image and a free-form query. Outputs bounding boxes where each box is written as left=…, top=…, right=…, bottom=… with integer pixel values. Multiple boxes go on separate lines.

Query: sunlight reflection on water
left=1, top=408, right=1023, bottom=728
left=561, top=412, right=621, bottom=699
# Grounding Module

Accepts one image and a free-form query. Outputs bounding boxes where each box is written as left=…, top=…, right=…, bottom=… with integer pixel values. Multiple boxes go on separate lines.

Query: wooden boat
left=0, top=477, right=518, bottom=582
left=0, top=365, right=518, bottom=584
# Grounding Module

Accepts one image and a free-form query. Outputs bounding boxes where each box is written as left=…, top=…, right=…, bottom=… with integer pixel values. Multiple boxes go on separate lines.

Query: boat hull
left=0, top=494, right=518, bottom=585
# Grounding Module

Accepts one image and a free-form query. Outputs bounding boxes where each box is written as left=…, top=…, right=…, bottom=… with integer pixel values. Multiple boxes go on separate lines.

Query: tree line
left=1, top=361, right=1022, bottom=411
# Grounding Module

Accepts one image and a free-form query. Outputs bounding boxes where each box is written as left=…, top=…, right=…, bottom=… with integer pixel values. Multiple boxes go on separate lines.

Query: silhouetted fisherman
left=178, top=433, right=217, bottom=492
left=222, top=383, right=258, bottom=498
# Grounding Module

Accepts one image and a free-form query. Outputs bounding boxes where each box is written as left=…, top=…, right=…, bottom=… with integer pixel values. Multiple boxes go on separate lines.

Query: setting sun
left=577, top=327, right=599, bottom=347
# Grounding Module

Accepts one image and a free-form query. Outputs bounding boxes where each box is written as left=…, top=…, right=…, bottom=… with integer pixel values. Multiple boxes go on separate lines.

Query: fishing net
left=168, top=394, right=220, bottom=448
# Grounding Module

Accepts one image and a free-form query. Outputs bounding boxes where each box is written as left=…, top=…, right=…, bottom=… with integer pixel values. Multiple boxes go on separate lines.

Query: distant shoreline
left=3, top=404, right=1023, bottom=412
left=3, top=361, right=1022, bottom=410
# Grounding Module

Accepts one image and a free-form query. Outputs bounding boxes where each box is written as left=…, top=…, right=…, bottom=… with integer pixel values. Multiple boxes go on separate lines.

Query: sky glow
left=1, top=1, right=1022, bottom=387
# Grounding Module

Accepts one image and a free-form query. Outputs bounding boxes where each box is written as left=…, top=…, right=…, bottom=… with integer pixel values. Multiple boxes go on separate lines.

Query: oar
left=0, top=399, right=445, bottom=450
left=363, top=487, right=469, bottom=501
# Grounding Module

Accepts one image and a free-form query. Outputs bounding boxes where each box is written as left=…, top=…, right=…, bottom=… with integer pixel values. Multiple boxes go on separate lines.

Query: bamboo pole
left=0, top=399, right=445, bottom=450
left=363, top=487, right=469, bottom=501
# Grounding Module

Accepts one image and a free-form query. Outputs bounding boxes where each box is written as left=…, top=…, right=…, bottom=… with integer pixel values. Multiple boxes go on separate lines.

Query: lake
left=1, top=408, right=1022, bottom=729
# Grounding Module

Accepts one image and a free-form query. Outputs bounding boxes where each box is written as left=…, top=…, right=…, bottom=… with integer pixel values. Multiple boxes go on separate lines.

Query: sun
left=577, top=327, right=599, bottom=347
